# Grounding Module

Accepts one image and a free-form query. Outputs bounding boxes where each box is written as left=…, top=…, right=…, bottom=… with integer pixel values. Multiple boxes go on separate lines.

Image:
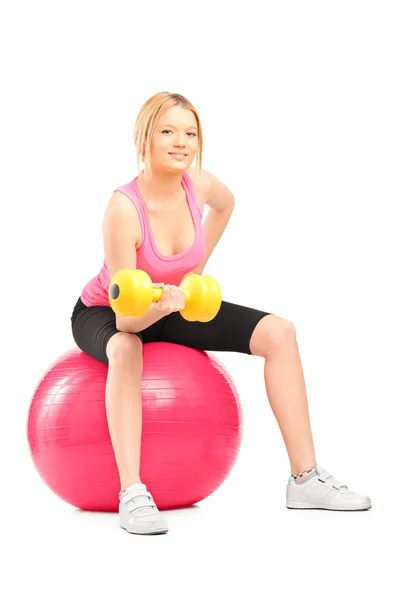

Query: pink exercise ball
left=27, top=342, right=242, bottom=511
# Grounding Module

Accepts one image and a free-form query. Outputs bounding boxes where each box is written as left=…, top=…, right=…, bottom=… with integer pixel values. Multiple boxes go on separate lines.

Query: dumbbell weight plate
left=180, top=274, right=222, bottom=322
left=197, top=275, right=222, bottom=322
left=109, top=268, right=154, bottom=317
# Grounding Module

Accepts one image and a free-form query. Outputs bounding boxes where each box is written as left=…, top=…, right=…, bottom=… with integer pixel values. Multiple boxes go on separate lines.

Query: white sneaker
left=286, top=465, right=372, bottom=511
left=119, top=483, right=169, bottom=535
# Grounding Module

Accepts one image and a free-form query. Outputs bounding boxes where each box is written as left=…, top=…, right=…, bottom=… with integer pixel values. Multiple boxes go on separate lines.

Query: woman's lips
left=169, top=153, right=187, bottom=161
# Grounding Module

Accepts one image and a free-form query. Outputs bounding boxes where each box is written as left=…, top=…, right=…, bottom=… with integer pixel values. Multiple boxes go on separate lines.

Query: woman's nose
left=174, top=133, right=186, bottom=146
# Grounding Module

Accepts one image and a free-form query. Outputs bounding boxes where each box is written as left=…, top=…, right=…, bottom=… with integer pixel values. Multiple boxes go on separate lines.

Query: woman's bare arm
left=103, top=192, right=168, bottom=333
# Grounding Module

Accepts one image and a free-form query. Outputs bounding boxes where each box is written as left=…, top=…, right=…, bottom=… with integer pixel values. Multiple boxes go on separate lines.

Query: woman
left=71, top=91, right=371, bottom=535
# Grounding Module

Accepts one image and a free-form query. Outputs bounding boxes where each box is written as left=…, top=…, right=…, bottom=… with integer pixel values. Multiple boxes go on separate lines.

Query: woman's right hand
left=152, top=283, right=186, bottom=314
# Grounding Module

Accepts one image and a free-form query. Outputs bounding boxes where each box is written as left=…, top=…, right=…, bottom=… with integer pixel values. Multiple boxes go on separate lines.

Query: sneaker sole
left=286, top=501, right=372, bottom=511
left=121, top=524, right=169, bottom=535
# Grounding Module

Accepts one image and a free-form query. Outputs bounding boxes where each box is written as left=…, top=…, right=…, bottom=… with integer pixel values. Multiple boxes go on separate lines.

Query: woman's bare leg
left=249, top=315, right=317, bottom=476
left=105, top=332, right=144, bottom=489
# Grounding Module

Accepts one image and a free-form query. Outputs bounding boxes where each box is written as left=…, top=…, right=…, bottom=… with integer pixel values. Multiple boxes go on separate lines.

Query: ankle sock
left=292, top=465, right=317, bottom=484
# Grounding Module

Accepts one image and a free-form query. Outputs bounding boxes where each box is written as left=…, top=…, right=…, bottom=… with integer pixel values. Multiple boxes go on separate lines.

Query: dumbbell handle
left=153, top=288, right=163, bottom=303
left=153, top=285, right=196, bottom=306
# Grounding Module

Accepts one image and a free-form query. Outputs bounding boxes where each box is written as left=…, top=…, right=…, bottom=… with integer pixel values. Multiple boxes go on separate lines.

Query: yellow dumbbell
left=109, top=269, right=222, bottom=322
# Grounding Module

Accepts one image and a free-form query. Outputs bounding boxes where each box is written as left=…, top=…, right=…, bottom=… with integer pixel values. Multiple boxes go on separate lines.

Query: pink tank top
left=80, top=171, right=206, bottom=307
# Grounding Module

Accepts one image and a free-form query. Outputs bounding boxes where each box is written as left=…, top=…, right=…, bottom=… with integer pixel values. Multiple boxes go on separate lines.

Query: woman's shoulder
left=103, top=188, right=142, bottom=230
left=186, top=166, right=212, bottom=187
left=185, top=167, right=213, bottom=211
left=107, top=188, right=137, bottom=212
left=186, top=168, right=235, bottom=212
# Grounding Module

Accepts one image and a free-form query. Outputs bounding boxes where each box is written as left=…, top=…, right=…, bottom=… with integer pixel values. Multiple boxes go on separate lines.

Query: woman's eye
left=161, top=130, right=196, bottom=136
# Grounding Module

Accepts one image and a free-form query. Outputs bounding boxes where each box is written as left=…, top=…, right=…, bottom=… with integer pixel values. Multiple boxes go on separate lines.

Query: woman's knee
left=106, top=332, right=143, bottom=363
left=250, top=315, right=296, bottom=356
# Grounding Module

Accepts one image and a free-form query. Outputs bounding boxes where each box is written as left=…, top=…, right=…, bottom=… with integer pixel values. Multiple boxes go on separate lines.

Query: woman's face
left=149, top=105, right=198, bottom=172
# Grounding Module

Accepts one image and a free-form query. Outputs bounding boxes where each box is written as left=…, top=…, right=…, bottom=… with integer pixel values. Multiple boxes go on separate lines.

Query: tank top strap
left=182, top=170, right=204, bottom=219
left=113, top=180, right=149, bottom=247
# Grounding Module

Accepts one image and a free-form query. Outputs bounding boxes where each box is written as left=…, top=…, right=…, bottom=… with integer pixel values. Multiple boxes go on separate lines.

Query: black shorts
left=71, top=297, right=272, bottom=364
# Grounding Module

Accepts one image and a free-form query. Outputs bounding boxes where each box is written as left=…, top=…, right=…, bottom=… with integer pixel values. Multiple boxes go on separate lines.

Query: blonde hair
left=134, top=92, right=203, bottom=177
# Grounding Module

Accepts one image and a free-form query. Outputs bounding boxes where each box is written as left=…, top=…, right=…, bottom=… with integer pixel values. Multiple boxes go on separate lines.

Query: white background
left=1, top=1, right=399, bottom=598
